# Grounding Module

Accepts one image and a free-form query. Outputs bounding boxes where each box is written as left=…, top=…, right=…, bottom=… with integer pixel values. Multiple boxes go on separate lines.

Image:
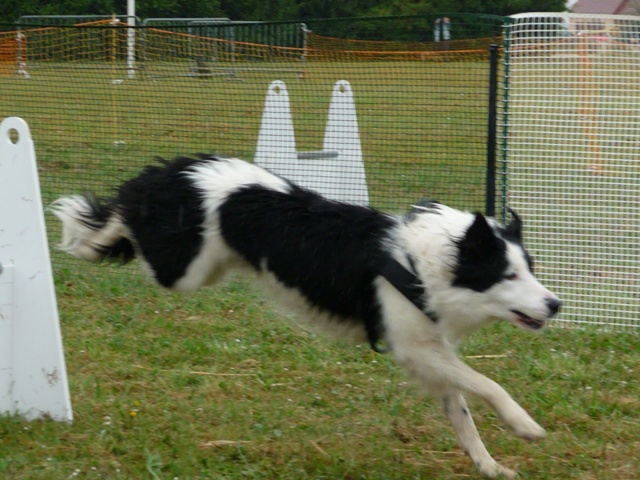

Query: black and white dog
left=52, top=154, right=561, bottom=479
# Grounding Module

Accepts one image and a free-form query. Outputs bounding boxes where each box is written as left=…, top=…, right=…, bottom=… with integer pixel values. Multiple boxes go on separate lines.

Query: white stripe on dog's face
left=445, top=212, right=561, bottom=331
left=400, top=208, right=561, bottom=339
left=488, top=241, right=561, bottom=331
left=425, top=240, right=561, bottom=342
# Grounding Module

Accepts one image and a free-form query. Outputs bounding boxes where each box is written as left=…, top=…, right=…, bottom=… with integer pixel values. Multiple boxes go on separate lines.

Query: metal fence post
left=485, top=43, right=499, bottom=217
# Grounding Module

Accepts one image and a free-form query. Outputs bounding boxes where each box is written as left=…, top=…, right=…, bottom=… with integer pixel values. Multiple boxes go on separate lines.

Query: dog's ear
left=453, top=213, right=507, bottom=291
left=505, top=208, right=523, bottom=242
left=460, top=213, right=501, bottom=252
left=456, top=213, right=504, bottom=259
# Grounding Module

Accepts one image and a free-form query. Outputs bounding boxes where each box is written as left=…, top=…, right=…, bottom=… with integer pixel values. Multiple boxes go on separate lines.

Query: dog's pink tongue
left=512, top=310, right=545, bottom=330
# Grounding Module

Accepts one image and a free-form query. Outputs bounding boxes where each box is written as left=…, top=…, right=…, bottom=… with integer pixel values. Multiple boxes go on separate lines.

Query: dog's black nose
left=545, top=297, right=562, bottom=316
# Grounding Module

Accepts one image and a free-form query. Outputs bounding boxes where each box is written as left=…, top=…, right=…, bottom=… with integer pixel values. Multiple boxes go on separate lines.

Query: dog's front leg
left=394, top=343, right=545, bottom=440
left=441, top=391, right=516, bottom=479
left=436, top=353, right=546, bottom=441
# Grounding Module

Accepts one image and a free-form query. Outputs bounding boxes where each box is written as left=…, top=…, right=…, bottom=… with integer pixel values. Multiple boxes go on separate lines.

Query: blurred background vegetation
left=1, top=0, right=566, bottom=26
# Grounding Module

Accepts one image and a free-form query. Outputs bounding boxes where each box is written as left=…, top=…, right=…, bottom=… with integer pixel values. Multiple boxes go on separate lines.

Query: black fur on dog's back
left=61, top=155, right=398, bottom=349
left=114, top=156, right=210, bottom=287
left=218, top=183, right=396, bottom=347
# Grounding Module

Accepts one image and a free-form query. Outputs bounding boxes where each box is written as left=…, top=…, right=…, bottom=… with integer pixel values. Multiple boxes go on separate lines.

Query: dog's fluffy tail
left=50, top=194, right=135, bottom=263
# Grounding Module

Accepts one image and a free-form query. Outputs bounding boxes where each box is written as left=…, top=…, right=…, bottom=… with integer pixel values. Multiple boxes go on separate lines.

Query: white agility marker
left=255, top=80, right=369, bottom=205
left=0, top=117, right=72, bottom=422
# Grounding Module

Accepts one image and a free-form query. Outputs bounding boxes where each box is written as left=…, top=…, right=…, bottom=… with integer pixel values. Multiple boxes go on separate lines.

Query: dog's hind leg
left=441, top=391, right=516, bottom=479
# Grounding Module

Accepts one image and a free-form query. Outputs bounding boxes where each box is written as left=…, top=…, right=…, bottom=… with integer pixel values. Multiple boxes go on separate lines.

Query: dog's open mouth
left=510, top=310, right=546, bottom=330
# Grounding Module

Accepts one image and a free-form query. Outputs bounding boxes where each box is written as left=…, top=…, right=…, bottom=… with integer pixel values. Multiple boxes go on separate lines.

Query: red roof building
left=571, top=0, right=638, bottom=14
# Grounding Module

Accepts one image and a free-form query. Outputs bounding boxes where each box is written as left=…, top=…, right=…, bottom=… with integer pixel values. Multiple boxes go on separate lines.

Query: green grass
left=2, top=59, right=491, bottom=212
left=1, top=57, right=639, bottom=479
left=0, top=267, right=638, bottom=479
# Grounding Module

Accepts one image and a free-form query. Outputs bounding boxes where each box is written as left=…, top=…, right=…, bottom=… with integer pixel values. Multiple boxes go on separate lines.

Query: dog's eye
left=504, top=273, right=518, bottom=281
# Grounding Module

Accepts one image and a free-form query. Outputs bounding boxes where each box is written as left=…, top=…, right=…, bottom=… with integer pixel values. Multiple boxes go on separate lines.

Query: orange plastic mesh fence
left=1, top=14, right=503, bottom=277
left=305, top=32, right=502, bottom=61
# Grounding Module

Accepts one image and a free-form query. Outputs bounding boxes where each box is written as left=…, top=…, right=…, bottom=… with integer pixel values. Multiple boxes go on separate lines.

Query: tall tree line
left=1, top=0, right=565, bottom=26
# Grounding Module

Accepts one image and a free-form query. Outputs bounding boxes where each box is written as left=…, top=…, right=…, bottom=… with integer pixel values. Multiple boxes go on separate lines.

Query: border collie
left=51, top=154, right=561, bottom=479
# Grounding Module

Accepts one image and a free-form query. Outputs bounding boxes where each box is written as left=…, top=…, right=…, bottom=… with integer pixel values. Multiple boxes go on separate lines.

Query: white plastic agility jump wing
left=0, top=117, right=72, bottom=422
left=255, top=80, right=369, bottom=205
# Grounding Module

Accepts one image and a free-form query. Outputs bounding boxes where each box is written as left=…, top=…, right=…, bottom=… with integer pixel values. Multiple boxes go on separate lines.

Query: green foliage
left=429, top=0, right=566, bottom=16
left=131, top=0, right=224, bottom=19
left=1, top=0, right=567, bottom=26
left=218, top=0, right=567, bottom=21
left=1, top=270, right=638, bottom=479
left=0, top=0, right=223, bottom=25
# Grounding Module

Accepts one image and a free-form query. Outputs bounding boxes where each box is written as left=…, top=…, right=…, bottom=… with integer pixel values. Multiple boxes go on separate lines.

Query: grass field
left=1, top=56, right=639, bottom=479
left=1, top=268, right=638, bottom=479
left=2, top=60, right=492, bottom=211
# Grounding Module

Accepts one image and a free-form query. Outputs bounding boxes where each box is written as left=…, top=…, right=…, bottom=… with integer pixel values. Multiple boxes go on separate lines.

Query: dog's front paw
left=496, top=465, right=517, bottom=479
left=500, top=406, right=546, bottom=440
left=478, top=460, right=517, bottom=479
left=509, top=414, right=546, bottom=440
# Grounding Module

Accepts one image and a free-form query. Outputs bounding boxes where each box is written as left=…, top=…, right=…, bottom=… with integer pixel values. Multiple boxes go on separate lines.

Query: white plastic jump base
left=0, top=117, right=72, bottom=422
left=255, top=80, right=369, bottom=205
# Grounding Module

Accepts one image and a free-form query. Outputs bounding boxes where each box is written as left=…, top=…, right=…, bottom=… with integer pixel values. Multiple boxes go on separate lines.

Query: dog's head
left=452, top=210, right=561, bottom=331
